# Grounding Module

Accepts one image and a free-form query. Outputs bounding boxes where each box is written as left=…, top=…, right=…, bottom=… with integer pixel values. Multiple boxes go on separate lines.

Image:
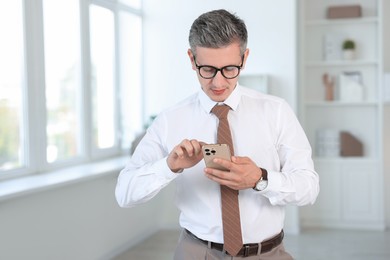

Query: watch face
left=256, top=180, right=268, bottom=191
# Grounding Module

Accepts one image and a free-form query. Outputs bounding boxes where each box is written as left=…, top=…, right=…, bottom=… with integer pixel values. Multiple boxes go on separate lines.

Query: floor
left=112, top=228, right=390, bottom=260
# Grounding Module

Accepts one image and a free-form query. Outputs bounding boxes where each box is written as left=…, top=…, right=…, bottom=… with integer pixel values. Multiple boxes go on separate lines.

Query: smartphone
left=202, top=144, right=231, bottom=170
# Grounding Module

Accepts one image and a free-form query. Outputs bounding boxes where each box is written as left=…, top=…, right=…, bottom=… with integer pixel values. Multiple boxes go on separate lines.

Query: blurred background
left=0, top=0, right=389, bottom=259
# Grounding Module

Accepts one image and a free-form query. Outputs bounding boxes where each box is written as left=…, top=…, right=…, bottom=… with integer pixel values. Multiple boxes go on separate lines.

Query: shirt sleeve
left=115, top=115, right=178, bottom=208
left=260, top=101, right=320, bottom=206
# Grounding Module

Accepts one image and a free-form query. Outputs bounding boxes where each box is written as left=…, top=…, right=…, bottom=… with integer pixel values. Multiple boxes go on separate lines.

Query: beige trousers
left=173, top=229, right=294, bottom=260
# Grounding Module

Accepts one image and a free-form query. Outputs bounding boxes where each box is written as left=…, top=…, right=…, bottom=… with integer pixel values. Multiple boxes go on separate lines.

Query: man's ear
left=187, top=49, right=196, bottom=70
left=241, top=48, right=250, bottom=70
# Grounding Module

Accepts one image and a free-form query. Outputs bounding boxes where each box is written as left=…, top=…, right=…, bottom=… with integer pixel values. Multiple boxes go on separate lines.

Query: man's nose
left=212, top=70, right=226, bottom=86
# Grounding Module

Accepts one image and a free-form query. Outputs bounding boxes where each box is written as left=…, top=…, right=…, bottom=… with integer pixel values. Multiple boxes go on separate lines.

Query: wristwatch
left=253, top=168, right=268, bottom=191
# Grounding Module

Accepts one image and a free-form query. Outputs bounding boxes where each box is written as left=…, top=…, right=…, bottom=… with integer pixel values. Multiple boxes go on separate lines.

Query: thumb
left=232, top=156, right=242, bottom=164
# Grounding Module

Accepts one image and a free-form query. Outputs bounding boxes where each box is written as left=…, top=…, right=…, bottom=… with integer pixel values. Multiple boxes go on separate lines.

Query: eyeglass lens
left=199, top=66, right=240, bottom=79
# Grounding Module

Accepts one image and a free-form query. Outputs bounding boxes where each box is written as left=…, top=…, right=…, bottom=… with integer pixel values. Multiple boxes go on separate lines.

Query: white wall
left=0, top=173, right=179, bottom=260
left=383, top=0, right=390, bottom=229
left=142, top=0, right=298, bottom=118
left=384, top=105, right=390, bottom=229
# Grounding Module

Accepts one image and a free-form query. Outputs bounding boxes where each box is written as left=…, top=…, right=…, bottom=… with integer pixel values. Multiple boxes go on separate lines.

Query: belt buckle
left=243, top=244, right=261, bottom=257
left=257, top=244, right=262, bottom=255
left=244, top=245, right=250, bottom=257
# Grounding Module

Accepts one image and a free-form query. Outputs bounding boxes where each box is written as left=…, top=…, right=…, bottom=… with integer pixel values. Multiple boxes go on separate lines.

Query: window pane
left=0, top=0, right=25, bottom=171
left=119, top=12, right=143, bottom=150
left=43, top=0, right=82, bottom=163
left=90, top=5, right=116, bottom=149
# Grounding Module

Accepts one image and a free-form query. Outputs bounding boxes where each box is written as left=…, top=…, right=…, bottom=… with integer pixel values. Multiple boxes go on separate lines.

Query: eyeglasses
left=194, top=56, right=244, bottom=79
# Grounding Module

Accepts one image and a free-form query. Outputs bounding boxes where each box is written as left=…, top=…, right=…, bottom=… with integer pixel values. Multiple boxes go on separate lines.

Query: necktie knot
left=211, top=104, right=231, bottom=119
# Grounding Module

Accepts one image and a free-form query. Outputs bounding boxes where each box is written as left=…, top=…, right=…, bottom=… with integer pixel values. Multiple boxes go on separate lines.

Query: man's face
left=188, top=43, right=248, bottom=102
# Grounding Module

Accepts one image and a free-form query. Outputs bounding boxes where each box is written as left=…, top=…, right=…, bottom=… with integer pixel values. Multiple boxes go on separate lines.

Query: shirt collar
left=199, top=84, right=242, bottom=113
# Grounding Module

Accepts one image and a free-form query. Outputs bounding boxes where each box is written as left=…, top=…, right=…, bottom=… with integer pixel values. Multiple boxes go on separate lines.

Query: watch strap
left=253, top=168, right=268, bottom=190
left=260, top=167, right=268, bottom=180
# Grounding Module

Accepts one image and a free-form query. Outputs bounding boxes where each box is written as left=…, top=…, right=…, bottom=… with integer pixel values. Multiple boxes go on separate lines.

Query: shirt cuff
left=152, top=157, right=181, bottom=182
left=257, top=170, right=283, bottom=199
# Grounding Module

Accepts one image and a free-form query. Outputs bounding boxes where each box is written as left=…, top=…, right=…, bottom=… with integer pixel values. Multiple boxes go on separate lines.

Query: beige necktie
left=211, top=104, right=243, bottom=256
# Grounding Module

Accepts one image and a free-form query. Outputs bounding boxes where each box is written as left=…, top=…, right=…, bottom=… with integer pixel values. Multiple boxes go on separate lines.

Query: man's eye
left=202, top=67, right=215, bottom=73
left=224, top=66, right=236, bottom=72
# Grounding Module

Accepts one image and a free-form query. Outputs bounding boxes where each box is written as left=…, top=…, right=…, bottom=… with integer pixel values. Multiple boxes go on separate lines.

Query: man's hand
left=167, top=139, right=206, bottom=173
left=204, top=156, right=262, bottom=190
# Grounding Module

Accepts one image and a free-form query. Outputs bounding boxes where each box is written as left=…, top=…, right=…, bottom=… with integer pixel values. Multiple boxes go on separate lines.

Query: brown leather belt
left=185, top=229, right=284, bottom=257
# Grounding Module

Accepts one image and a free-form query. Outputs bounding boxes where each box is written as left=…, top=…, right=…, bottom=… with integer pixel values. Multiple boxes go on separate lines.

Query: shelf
left=306, top=17, right=378, bottom=26
left=306, top=60, right=378, bottom=67
left=305, top=101, right=378, bottom=107
left=299, top=0, right=386, bottom=231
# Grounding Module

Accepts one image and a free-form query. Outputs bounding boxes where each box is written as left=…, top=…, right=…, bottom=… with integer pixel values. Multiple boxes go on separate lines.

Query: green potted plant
left=342, top=39, right=356, bottom=60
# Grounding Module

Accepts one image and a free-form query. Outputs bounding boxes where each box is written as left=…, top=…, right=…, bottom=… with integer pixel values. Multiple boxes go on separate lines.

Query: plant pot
left=343, top=49, right=355, bottom=60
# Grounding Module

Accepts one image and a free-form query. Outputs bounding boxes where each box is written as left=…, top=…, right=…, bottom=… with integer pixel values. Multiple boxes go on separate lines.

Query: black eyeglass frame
left=194, top=55, right=244, bottom=79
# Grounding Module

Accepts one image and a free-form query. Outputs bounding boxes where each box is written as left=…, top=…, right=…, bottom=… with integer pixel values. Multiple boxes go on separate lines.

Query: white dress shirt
left=115, top=84, right=319, bottom=244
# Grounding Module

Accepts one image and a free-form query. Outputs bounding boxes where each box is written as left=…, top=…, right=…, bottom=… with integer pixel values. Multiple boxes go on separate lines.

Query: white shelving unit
left=298, top=0, right=388, bottom=230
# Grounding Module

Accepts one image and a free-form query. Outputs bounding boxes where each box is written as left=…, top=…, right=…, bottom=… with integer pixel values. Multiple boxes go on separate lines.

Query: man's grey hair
left=189, top=9, right=248, bottom=56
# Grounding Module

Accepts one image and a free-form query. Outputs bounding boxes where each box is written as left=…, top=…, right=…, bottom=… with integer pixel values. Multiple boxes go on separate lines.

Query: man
left=116, top=9, right=319, bottom=260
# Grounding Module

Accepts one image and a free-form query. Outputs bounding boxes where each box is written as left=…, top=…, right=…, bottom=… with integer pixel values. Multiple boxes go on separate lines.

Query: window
left=0, top=0, right=25, bottom=171
left=90, top=5, right=116, bottom=150
left=43, top=0, right=82, bottom=163
left=0, top=0, right=143, bottom=178
left=118, top=11, right=143, bottom=149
